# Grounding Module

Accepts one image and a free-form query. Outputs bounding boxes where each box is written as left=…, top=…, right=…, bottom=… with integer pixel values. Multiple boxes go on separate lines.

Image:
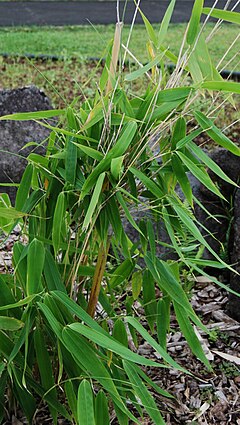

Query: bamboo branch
left=87, top=241, right=109, bottom=317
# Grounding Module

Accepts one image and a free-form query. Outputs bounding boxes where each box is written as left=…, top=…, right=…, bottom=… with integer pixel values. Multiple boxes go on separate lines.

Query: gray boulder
left=0, top=86, right=52, bottom=203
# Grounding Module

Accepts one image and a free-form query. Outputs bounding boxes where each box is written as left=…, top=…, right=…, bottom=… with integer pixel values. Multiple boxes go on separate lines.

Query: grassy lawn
left=1, top=23, right=239, bottom=67
left=0, top=23, right=239, bottom=109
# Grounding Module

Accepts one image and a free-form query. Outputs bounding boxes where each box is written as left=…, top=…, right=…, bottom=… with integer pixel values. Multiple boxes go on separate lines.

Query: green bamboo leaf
left=202, top=7, right=240, bottom=24
left=188, top=141, right=239, bottom=187
left=0, top=276, right=21, bottom=317
left=146, top=100, right=183, bottom=123
left=65, top=381, right=78, bottom=423
left=190, top=34, right=214, bottom=82
left=171, top=200, right=237, bottom=273
left=95, top=390, right=110, bottom=425
left=137, top=367, right=173, bottom=399
left=15, top=164, right=33, bottom=211
left=124, top=316, right=186, bottom=372
left=82, top=172, right=105, bottom=230
left=188, top=51, right=203, bottom=84
left=136, top=3, right=158, bottom=46
left=66, top=137, right=78, bottom=185
left=52, top=192, right=65, bottom=256
left=142, top=270, right=157, bottom=333
left=38, top=120, right=98, bottom=143
left=110, top=121, right=137, bottom=158
left=13, top=242, right=27, bottom=291
left=176, top=129, right=202, bottom=150
left=62, top=328, right=139, bottom=423
left=0, top=109, right=65, bottom=121
left=0, top=207, right=25, bottom=220
left=176, top=151, right=225, bottom=200
left=68, top=323, right=167, bottom=368
left=187, top=262, right=240, bottom=297
left=74, top=143, right=104, bottom=161
left=113, top=319, right=128, bottom=348
left=77, top=380, right=96, bottom=425
left=0, top=194, right=14, bottom=234
left=147, top=220, right=156, bottom=258
left=144, top=254, right=208, bottom=332
left=131, top=271, right=142, bottom=300
left=162, top=206, right=183, bottom=259
left=0, top=369, right=7, bottom=423
left=13, top=376, right=36, bottom=423
left=34, top=328, right=58, bottom=422
left=22, top=189, right=44, bottom=214
left=158, top=0, right=176, bottom=47
left=201, top=80, right=240, bottom=94
left=129, top=167, right=163, bottom=198
left=106, top=197, right=123, bottom=242
left=110, top=259, right=135, bottom=289
left=172, top=154, right=193, bottom=206
left=0, top=316, right=24, bottom=331
left=80, top=157, right=111, bottom=199
left=116, top=192, right=144, bottom=237
left=187, top=0, right=204, bottom=45
left=81, top=97, right=108, bottom=131
left=123, top=360, right=165, bottom=425
left=195, top=111, right=240, bottom=156
left=157, top=297, right=171, bottom=351
left=125, top=54, right=164, bottom=82
left=111, top=156, right=124, bottom=180
left=50, top=291, right=109, bottom=335
left=27, top=238, right=45, bottom=296
left=44, top=250, right=66, bottom=292
left=158, top=87, right=192, bottom=104
left=171, top=117, right=186, bottom=150
left=159, top=45, right=179, bottom=65
left=0, top=295, right=36, bottom=311
left=173, top=302, right=212, bottom=370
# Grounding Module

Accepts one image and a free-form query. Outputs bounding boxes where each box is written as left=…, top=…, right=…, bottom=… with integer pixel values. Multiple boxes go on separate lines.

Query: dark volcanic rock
left=228, top=189, right=240, bottom=322
left=0, top=86, right=52, bottom=202
left=193, top=148, right=240, bottom=259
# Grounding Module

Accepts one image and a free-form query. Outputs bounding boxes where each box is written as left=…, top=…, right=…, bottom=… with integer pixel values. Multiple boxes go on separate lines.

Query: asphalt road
left=0, top=0, right=239, bottom=26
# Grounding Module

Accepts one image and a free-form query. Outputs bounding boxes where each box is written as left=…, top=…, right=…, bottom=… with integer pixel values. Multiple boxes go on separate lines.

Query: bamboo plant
left=0, top=1, right=239, bottom=423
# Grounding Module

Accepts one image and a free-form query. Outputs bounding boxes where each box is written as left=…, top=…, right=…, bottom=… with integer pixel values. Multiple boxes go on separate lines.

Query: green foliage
left=0, top=1, right=240, bottom=423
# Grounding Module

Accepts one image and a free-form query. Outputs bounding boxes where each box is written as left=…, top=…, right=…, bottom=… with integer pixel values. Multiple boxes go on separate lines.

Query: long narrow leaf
left=77, top=380, right=96, bottom=425
left=68, top=323, right=168, bottom=368
left=83, top=172, right=105, bottom=230
left=158, top=0, right=176, bottom=47
left=195, top=111, right=240, bottom=156
left=201, top=81, right=240, bottom=95
left=187, top=0, right=204, bottom=45
left=202, top=7, right=240, bottom=24
left=123, top=360, right=165, bottom=425
left=0, top=109, right=65, bottom=121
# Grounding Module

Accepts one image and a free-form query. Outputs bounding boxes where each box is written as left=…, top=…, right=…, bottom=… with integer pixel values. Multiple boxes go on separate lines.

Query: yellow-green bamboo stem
left=87, top=241, right=109, bottom=317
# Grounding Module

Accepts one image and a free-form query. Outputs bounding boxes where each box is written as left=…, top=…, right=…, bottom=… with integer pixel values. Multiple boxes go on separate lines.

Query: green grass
left=1, top=23, right=239, bottom=69
left=0, top=23, right=239, bottom=111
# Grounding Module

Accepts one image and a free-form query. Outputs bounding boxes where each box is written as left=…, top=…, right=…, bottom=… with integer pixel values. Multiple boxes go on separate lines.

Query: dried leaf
left=212, top=350, right=240, bottom=365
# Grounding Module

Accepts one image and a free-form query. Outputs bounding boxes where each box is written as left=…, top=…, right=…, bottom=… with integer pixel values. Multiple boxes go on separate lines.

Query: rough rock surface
left=228, top=188, right=240, bottom=322
left=193, top=148, right=240, bottom=258
left=0, top=86, right=52, bottom=202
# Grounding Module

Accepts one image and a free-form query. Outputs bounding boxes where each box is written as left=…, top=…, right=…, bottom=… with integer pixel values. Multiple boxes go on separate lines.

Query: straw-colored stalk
left=106, top=21, right=123, bottom=94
